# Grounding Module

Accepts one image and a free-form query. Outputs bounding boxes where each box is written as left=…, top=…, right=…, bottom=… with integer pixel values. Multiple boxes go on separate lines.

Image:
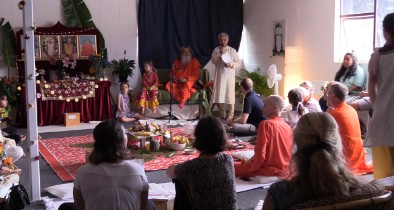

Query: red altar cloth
left=21, top=81, right=114, bottom=126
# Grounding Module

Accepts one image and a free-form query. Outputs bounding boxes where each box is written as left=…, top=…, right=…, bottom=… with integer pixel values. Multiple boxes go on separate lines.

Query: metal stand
left=168, top=67, right=176, bottom=123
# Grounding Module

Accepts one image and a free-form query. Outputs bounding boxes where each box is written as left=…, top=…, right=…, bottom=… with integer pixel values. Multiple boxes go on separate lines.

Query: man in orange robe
left=327, top=82, right=373, bottom=175
left=234, top=95, right=293, bottom=179
left=165, top=46, right=201, bottom=109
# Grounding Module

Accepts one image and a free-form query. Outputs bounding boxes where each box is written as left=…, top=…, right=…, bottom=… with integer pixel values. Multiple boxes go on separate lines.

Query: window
left=339, top=0, right=394, bottom=62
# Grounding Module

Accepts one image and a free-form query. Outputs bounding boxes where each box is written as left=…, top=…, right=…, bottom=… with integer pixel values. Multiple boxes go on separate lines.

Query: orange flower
left=2, top=157, right=16, bottom=169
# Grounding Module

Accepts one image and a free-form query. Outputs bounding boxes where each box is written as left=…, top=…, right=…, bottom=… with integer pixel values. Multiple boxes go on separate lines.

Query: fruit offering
left=133, top=131, right=153, bottom=136
left=170, top=136, right=189, bottom=144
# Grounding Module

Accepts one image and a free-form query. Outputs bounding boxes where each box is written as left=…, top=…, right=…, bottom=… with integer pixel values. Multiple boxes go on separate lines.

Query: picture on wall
left=272, top=20, right=286, bottom=57
left=20, top=35, right=41, bottom=59
left=41, top=35, right=60, bottom=59
left=60, top=35, right=79, bottom=58
left=79, top=35, right=97, bottom=58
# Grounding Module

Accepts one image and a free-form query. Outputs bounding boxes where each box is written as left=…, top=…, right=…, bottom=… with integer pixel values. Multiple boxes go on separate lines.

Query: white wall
left=0, top=0, right=141, bottom=99
left=243, top=0, right=340, bottom=97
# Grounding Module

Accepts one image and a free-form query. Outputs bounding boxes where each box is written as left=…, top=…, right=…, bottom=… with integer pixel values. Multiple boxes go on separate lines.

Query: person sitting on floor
left=326, top=82, right=373, bottom=175
left=0, top=92, right=26, bottom=145
left=299, top=80, right=322, bottom=112
left=234, top=95, right=293, bottom=179
left=166, top=116, right=238, bottom=210
left=0, top=131, right=24, bottom=163
left=0, top=162, right=22, bottom=199
left=262, top=112, right=385, bottom=210
left=116, top=82, right=144, bottom=122
left=72, top=120, right=153, bottom=210
left=165, top=46, right=201, bottom=109
left=227, top=77, right=265, bottom=135
left=283, top=88, right=309, bottom=129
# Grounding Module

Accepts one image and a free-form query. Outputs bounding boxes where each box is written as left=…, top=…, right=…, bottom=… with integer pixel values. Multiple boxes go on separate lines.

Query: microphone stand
left=168, top=64, right=176, bottom=123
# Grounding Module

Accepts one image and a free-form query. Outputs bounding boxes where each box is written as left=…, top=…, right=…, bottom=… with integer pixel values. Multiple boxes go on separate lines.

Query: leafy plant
left=235, top=67, right=274, bottom=103
left=0, top=18, right=17, bottom=73
left=61, top=0, right=106, bottom=57
left=111, top=50, right=135, bottom=82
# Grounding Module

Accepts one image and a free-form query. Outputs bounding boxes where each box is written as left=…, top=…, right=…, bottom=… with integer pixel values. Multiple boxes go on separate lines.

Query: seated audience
left=262, top=112, right=385, bottom=210
left=350, top=91, right=372, bottom=111
left=0, top=163, right=22, bottom=199
left=299, top=81, right=322, bottom=112
left=234, top=95, right=292, bottom=178
left=334, top=52, right=366, bottom=103
left=116, top=82, right=144, bottom=122
left=165, top=46, right=201, bottom=109
left=227, top=78, right=265, bottom=135
left=0, top=92, right=25, bottom=145
left=73, top=120, right=151, bottom=210
left=283, top=88, right=309, bottom=129
left=134, top=60, right=159, bottom=115
left=326, top=82, right=373, bottom=175
left=166, top=116, right=238, bottom=210
left=0, top=132, right=24, bottom=163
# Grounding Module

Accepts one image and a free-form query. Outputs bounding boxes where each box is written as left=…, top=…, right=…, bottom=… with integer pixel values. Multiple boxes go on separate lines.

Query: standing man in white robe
left=211, top=32, right=240, bottom=119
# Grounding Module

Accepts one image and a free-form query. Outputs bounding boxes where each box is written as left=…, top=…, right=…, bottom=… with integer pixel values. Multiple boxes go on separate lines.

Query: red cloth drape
left=20, top=81, right=113, bottom=126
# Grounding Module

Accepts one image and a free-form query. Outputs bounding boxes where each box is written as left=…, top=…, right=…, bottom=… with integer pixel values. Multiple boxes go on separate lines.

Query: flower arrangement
left=49, top=54, right=77, bottom=80
left=89, top=54, right=111, bottom=79
left=320, top=81, right=329, bottom=92
left=0, top=141, right=17, bottom=170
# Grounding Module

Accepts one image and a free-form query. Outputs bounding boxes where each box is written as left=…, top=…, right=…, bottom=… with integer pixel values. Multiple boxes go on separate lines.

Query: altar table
left=21, top=81, right=114, bottom=126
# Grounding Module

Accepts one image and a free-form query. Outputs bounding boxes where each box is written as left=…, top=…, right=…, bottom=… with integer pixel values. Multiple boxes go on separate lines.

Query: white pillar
left=22, top=0, right=41, bottom=201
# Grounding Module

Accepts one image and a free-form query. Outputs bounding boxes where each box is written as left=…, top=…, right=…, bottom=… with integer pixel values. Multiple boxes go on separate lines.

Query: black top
left=243, top=91, right=266, bottom=127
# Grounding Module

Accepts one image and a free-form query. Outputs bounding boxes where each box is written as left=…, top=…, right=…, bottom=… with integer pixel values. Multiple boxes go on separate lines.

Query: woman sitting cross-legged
left=166, top=116, right=238, bottom=210
left=68, top=120, right=152, bottom=210
left=262, top=112, right=385, bottom=210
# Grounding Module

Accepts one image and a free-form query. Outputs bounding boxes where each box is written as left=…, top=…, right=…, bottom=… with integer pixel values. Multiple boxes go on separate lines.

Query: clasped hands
left=172, top=78, right=187, bottom=83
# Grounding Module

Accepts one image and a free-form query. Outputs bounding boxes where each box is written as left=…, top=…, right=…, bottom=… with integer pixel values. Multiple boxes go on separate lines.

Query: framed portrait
left=60, top=35, right=79, bottom=58
left=272, top=20, right=286, bottom=57
left=78, top=35, right=97, bottom=58
left=20, top=35, right=41, bottom=59
left=41, top=35, right=60, bottom=59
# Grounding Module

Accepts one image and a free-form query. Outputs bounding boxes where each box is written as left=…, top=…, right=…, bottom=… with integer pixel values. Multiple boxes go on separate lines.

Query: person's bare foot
left=179, top=101, right=186, bottom=109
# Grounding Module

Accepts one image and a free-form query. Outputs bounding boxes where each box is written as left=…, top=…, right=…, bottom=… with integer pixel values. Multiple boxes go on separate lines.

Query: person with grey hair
left=326, top=82, right=373, bottom=175
left=299, top=81, right=322, bottom=112
left=262, top=112, right=385, bottom=210
left=227, top=78, right=265, bottom=135
left=234, top=95, right=292, bottom=179
left=211, top=32, right=240, bottom=119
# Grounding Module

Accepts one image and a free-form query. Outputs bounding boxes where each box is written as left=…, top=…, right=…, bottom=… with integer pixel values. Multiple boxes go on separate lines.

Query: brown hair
left=89, top=120, right=131, bottom=164
left=194, top=116, right=227, bottom=154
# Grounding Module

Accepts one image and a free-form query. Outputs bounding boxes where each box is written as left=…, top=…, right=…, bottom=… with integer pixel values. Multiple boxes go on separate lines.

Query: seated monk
left=326, top=82, right=373, bottom=175
left=165, top=46, right=201, bottom=109
left=234, top=95, right=293, bottom=179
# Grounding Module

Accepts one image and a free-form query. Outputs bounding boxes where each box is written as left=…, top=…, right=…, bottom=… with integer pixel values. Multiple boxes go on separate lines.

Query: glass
left=340, top=18, right=374, bottom=62
left=341, top=0, right=374, bottom=15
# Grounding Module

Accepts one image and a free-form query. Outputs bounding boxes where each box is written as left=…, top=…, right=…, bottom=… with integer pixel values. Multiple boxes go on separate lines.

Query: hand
left=227, top=117, right=233, bottom=126
left=219, top=46, right=226, bottom=54
left=360, top=91, right=368, bottom=97
left=179, top=78, right=187, bottom=83
left=225, top=63, right=233, bottom=68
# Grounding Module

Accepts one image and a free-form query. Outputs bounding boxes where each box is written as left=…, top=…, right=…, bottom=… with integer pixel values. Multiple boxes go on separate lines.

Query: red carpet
left=39, top=129, right=254, bottom=181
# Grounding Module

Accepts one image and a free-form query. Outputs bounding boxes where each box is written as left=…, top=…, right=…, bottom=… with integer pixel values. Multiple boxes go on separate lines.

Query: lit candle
left=50, top=90, right=55, bottom=95
left=75, top=98, right=79, bottom=102
left=66, top=98, right=70, bottom=102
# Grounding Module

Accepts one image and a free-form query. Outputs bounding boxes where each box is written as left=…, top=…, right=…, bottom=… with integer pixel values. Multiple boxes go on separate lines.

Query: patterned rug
left=39, top=128, right=254, bottom=181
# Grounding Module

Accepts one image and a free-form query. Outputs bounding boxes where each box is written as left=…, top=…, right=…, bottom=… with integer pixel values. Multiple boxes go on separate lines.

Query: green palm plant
left=235, top=67, right=274, bottom=103
left=61, top=0, right=106, bottom=56
left=0, top=18, right=17, bottom=76
left=111, top=50, right=135, bottom=82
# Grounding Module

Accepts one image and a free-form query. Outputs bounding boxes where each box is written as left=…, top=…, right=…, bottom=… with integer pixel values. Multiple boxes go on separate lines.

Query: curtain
left=138, top=0, right=243, bottom=70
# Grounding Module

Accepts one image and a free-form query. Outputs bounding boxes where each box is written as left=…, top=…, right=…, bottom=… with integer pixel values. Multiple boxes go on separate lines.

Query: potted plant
left=235, top=67, right=274, bottom=103
left=111, top=50, right=135, bottom=82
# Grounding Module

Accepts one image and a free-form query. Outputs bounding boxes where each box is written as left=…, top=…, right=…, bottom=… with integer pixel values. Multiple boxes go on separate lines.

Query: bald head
left=240, top=77, right=253, bottom=92
left=263, top=95, right=284, bottom=118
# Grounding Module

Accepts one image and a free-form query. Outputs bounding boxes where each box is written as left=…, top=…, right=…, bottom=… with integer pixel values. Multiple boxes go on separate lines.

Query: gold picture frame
left=60, top=35, right=79, bottom=59
left=41, top=35, right=60, bottom=59
left=78, top=35, right=97, bottom=58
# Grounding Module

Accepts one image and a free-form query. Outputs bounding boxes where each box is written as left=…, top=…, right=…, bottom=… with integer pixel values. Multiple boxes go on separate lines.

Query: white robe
left=211, top=46, right=240, bottom=104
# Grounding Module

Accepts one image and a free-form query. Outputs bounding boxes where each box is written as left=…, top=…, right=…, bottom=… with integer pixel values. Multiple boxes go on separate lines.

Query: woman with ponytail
left=283, top=87, right=309, bottom=129
left=262, top=112, right=385, bottom=210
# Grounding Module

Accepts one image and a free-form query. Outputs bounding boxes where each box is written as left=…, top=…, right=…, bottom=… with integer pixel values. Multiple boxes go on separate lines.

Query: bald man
left=227, top=78, right=265, bottom=135
left=234, top=95, right=293, bottom=179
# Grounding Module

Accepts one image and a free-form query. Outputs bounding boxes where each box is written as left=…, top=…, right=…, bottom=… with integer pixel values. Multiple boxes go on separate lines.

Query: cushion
left=249, top=176, right=280, bottom=184
left=44, top=183, right=73, bottom=199
left=231, top=150, right=254, bottom=161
